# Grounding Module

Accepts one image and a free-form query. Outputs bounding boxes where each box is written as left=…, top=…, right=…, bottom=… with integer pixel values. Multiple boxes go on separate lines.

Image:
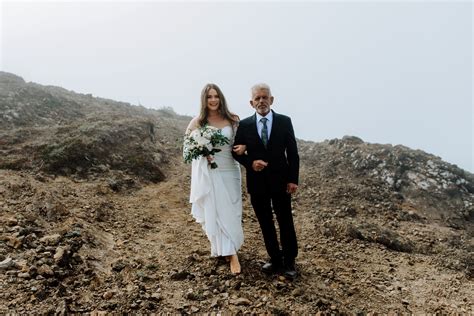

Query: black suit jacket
left=233, top=110, right=299, bottom=195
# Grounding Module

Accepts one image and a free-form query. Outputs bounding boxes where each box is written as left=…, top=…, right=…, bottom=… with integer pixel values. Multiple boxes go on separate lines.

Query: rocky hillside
left=299, top=136, right=473, bottom=227
left=0, top=72, right=188, bottom=182
left=1, top=72, right=472, bottom=314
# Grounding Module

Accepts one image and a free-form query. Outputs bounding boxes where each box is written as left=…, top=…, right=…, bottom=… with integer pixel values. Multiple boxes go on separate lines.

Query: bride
left=185, top=83, right=246, bottom=274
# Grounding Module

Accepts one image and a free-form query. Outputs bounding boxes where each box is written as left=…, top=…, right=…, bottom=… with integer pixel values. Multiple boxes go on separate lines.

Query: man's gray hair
left=251, top=83, right=272, bottom=96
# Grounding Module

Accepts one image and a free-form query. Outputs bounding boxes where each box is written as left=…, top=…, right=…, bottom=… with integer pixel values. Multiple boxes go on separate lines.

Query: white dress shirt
left=256, top=111, right=273, bottom=141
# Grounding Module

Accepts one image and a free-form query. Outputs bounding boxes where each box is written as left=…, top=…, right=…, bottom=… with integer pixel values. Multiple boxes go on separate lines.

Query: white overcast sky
left=1, top=0, right=472, bottom=172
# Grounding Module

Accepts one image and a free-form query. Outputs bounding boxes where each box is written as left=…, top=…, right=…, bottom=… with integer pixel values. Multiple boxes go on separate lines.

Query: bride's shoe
left=229, top=254, right=241, bottom=274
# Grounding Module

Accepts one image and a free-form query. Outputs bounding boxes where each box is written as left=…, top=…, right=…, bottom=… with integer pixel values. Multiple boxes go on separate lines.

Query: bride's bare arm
left=185, top=117, right=199, bottom=134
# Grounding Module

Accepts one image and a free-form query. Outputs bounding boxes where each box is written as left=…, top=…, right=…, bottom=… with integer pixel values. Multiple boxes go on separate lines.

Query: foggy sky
left=1, top=1, right=472, bottom=172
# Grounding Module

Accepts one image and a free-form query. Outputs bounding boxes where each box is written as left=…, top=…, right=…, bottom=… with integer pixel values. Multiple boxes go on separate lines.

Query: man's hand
left=233, top=144, right=247, bottom=156
left=206, top=155, right=214, bottom=163
left=252, top=160, right=268, bottom=172
left=287, top=183, right=298, bottom=194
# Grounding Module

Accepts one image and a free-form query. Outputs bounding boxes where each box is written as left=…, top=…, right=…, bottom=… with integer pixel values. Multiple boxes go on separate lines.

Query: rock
left=111, top=260, right=127, bottom=272
left=230, top=297, right=252, bottom=306
left=170, top=270, right=191, bottom=281
left=39, top=234, right=61, bottom=246
left=5, top=236, right=22, bottom=248
left=54, top=246, right=70, bottom=265
left=150, top=293, right=162, bottom=302
left=210, top=298, right=220, bottom=308
left=0, top=257, right=17, bottom=270
left=6, top=217, right=18, bottom=226
left=185, top=289, right=202, bottom=301
left=189, top=252, right=201, bottom=261
left=103, top=291, right=114, bottom=300
left=38, top=265, right=54, bottom=277
left=18, top=272, right=31, bottom=279
left=342, top=135, right=364, bottom=144
left=55, top=300, right=68, bottom=315
left=291, top=288, right=303, bottom=296
left=24, top=265, right=38, bottom=277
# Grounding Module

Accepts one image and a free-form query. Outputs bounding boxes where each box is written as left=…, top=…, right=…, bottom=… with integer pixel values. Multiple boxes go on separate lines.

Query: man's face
left=250, top=89, right=274, bottom=116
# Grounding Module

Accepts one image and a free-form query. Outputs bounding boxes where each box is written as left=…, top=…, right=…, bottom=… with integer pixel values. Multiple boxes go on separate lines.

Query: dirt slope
left=1, top=160, right=472, bottom=313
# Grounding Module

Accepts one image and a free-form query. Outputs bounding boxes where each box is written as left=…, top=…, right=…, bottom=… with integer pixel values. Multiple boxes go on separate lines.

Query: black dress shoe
left=283, top=264, right=297, bottom=280
left=262, top=262, right=281, bottom=274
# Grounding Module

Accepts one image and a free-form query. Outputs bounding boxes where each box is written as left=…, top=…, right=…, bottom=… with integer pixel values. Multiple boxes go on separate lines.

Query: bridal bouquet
left=183, top=125, right=230, bottom=169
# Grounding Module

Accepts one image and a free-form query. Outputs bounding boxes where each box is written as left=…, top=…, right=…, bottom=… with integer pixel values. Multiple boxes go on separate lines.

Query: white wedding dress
left=189, top=125, right=244, bottom=256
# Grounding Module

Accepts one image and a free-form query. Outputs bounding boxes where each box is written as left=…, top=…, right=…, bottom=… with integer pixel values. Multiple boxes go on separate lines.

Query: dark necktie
left=260, top=117, right=268, bottom=148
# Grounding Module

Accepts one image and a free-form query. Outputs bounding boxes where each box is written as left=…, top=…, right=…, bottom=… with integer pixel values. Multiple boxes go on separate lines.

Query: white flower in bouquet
left=183, top=125, right=230, bottom=169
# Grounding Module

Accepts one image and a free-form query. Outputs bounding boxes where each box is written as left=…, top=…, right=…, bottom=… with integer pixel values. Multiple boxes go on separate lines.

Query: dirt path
left=93, top=164, right=473, bottom=313
left=1, top=166, right=472, bottom=313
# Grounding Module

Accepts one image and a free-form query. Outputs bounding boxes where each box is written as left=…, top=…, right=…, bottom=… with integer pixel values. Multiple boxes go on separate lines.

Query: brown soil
left=1, top=159, right=472, bottom=314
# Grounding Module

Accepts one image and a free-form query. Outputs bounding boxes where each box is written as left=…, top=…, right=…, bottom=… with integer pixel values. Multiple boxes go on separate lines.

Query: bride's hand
left=233, top=144, right=247, bottom=156
left=206, top=155, right=214, bottom=163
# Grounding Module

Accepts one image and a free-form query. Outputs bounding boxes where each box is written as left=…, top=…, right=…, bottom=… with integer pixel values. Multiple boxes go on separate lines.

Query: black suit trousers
left=250, top=191, right=298, bottom=265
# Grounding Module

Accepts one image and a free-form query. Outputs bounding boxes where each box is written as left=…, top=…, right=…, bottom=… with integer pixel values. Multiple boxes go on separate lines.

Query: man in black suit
left=232, top=83, right=299, bottom=279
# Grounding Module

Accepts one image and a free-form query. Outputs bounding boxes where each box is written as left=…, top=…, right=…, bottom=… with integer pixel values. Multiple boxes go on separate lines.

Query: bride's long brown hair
left=198, top=83, right=239, bottom=127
